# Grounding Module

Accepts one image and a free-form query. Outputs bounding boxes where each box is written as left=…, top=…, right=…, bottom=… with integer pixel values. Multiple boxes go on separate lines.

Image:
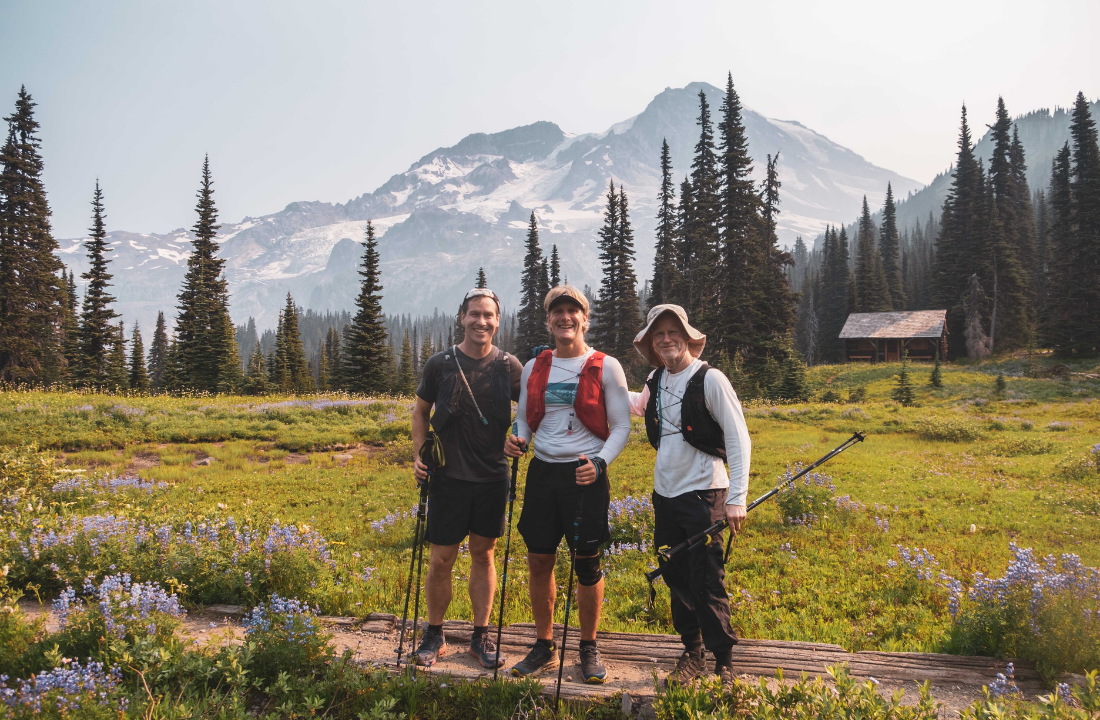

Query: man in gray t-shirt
left=410, top=289, right=522, bottom=670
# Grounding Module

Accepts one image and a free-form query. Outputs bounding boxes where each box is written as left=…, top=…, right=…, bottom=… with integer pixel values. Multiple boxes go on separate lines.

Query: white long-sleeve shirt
left=514, top=349, right=632, bottom=465
left=628, top=358, right=751, bottom=505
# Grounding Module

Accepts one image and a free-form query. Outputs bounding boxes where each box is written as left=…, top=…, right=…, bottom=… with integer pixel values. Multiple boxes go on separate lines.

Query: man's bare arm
left=411, top=397, right=432, bottom=481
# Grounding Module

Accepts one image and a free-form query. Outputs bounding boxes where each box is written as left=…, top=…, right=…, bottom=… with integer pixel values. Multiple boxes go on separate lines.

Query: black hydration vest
left=429, top=347, right=513, bottom=437
left=644, top=363, right=726, bottom=460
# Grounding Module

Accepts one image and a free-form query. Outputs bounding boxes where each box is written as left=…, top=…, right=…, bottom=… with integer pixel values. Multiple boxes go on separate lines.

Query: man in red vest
left=504, top=285, right=631, bottom=684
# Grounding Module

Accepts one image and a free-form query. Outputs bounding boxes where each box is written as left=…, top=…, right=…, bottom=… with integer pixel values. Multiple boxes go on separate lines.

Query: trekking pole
left=395, top=432, right=444, bottom=672
left=644, top=431, right=866, bottom=606
left=494, top=431, right=526, bottom=679
left=555, top=460, right=588, bottom=711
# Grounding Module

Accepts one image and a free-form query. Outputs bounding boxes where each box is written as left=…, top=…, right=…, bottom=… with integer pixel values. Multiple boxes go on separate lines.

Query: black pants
left=653, top=489, right=737, bottom=654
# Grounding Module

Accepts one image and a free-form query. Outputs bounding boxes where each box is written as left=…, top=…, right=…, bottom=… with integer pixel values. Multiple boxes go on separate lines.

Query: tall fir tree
left=670, top=176, right=694, bottom=309
left=418, top=329, right=434, bottom=377
left=1010, top=126, right=1039, bottom=316
left=128, top=321, right=149, bottom=392
left=879, top=184, right=906, bottom=309
left=516, top=212, right=547, bottom=360
left=855, top=197, right=891, bottom=312
left=174, top=156, right=240, bottom=391
left=818, top=226, right=852, bottom=363
left=750, top=152, right=797, bottom=372
left=323, top=326, right=342, bottom=391
left=76, top=180, right=117, bottom=386
left=1034, top=189, right=1050, bottom=314
left=476, top=267, right=488, bottom=289
left=933, top=106, right=987, bottom=359
left=649, top=138, right=679, bottom=309
left=716, top=74, right=764, bottom=366
left=0, top=86, right=66, bottom=384
left=1063, top=93, right=1100, bottom=353
left=243, top=344, right=271, bottom=395
left=342, top=221, right=390, bottom=393
left=148, top=311, right=169, bottom=390
left=160, top=339, right=182, bottom=393
left=683, top=89, right=721, bottom=320
left=592, top=181, right=621, bottom=352
left=105, top=321, right=128, bottom=390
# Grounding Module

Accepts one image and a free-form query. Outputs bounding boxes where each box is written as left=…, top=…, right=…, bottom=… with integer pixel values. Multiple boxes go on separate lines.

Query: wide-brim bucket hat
left=633, top=304, right=706, bottom=368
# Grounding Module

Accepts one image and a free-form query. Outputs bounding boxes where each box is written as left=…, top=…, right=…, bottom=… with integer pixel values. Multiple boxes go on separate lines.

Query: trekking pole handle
left=645, top=431, right=865, bottom=584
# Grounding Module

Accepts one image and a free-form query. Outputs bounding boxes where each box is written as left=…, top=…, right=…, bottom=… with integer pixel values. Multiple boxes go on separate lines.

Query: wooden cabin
left=839, top=310, right=947, bottom=363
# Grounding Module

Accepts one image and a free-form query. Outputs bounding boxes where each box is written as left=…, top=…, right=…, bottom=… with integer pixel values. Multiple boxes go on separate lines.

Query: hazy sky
left=2, top=0, right=1097, bottom=239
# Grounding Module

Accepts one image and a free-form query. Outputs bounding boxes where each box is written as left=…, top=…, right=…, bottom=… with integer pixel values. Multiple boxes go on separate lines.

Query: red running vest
left=525, top=349, right=609, bottom=441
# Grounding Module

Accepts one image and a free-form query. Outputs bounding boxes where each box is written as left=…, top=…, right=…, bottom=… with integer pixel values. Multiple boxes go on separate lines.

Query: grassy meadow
left=2, top=354, right=1098, bottom=662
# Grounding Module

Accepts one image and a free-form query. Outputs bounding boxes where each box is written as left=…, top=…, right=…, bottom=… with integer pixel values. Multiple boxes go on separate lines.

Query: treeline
left=788, top=92, right=1099, bottom=363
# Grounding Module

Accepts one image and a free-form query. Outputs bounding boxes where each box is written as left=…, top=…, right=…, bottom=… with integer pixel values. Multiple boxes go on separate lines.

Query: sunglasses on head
left=463, top=288, right=501, bottom=304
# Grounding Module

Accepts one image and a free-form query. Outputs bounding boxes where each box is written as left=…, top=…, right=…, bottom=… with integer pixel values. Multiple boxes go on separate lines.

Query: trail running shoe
left=510, top=640, right=559, bottom=677
left=715, top=661, right=735, bottom=692
left=579, top=644, right=607, bottom=684
left=667, top=648, right=706, bottom=685
left=413, top=628, right=447, bottom=666
left=469, top=633, right=505, bottom=669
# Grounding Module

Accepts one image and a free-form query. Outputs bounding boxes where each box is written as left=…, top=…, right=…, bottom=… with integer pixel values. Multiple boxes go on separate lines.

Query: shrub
left=914, top=416, right=985, bottom=442
left=242, top=594, right=334, bottom=681
left=847, top=386, right=867, bottom=403
left=776, top=466, right=835, bottom=527
left=819, top=389, right=841, bottom=403
left=1056, top=447, right=1100, bottom=483
left=977, top=437, right=1057, bottom=457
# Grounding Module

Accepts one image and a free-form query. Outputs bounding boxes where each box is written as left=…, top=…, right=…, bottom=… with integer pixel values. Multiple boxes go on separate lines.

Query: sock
left=428, top=624, right=443, bottom=636
left=473, top=625, right=488, bottom=639
left=535, top=637, right=555, bottom=649
left=579, top=639, right=597, bottom=649
left=683, top=634, right=704, bottom=655
left=714, top=648, right=733, bottom=667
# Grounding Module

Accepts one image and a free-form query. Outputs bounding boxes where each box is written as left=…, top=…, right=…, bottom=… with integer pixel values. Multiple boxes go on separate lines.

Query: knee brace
left=574, top=553, right=603, bottom=587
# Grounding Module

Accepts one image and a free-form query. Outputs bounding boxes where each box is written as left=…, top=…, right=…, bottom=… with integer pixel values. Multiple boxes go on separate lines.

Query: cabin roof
left=839, top=310, right=947, bottom=339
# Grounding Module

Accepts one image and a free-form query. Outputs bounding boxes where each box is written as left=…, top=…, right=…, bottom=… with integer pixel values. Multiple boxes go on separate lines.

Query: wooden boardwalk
left=344, top=613, right=1045, bottom=710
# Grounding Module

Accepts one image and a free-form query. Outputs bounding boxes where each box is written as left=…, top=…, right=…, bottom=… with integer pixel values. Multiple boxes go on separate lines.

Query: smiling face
left=547, top=302, right=588, bottom=345
left=650, top=313, right=690, bottom=369
left=461, top=296, right=499, bottom=344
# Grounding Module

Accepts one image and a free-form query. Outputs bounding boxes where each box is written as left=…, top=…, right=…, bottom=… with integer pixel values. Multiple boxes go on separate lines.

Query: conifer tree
left=394, top=329, right=416, bottom=395
left=593, top=182, right=642, bottom=366
left=891, top=350, right=914, bottom=406
left=243, top=344, right=270, bottom=395
left=686, top=88, right=721, bottom=320
left=60, top=270, right=80, bottom=383
left=76, top=180, right=118, bottom=386
left=649, top=138, right=679, bottom=309
left=855, top=197, right=891, bottom=312
left=994, top=373, right=1006, bottom=397
left=160, top=339, right=182, bottom=393
left=963, top=274, right=992, bottom=360
left=817, top=226, right=851, bottom=364
left=934, top=107, right=987, bottom=359
left=317, top=347, right=330, bottom=392
left=751, top=152, right=797, bottom=369
left=930, top=348, right=943, bottom=388
left=105, top=322, right=128, bottom=390
left=274, top=293, right=312, bottom=393
left=174, top=156, right=239, bottom=391
left=670, top=177, right=694, bottom=309
left=323, top=327, right=342, bottom=390
left=794, top=277, right=818, bottom=365
left=418, top=330, right=434, bottom=376
left=1034, top=190, right=1050, bottom=314
left=539, top=257, right=551, bottom=302
left=1043, top=143, right=1073, bottom=350
left=476, top=267, right=488, bottom=289
left=0, top=87, right=66, bottom=384
left=148, top=311, right=169, bottom=390
left=716, top=74, right=765, bottom=365
left=128, top=321, right=149, bottom=392
left=342, top=221, right=390, bottom=393
left=516, top=212, right=547, bottom=360
left=773, top=347, right=809, bottom=401
left=879, top=184, right=906, bottom=309
left=549, top=245, right=560, bottom=288
left=1010, top=126, right=1039, bottom=311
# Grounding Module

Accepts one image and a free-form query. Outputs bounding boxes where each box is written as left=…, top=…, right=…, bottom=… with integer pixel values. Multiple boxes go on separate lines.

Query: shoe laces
left=580, top=645, right=601, bottom=662
left=478, top=634, right=497, bottom=653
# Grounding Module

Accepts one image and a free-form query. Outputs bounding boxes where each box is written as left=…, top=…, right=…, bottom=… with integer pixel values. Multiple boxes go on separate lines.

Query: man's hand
left=576, top=454, right=598, bottom=486
left=413, top=456, right=429, bottom=482
left=504, top=435, right=527, bottom=458
left=725, top=503, right=746, bottom=537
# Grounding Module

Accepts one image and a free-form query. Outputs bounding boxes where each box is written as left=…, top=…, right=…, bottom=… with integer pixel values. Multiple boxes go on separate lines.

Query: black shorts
left=517, top=457, right=610, bottom=556
left=425, top=474, right=508, bottom=547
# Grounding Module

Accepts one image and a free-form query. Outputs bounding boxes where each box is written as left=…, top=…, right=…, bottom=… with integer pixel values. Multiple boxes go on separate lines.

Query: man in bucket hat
left=627, top=304, right=751, bottom=689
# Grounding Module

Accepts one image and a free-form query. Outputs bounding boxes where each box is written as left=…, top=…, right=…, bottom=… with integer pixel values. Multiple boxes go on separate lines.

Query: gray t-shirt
left=417, top=346, right=523, bottom=482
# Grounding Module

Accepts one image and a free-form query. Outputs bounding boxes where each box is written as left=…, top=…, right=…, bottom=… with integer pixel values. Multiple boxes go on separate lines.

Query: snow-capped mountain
left=58, top=81, right=922, bottom=331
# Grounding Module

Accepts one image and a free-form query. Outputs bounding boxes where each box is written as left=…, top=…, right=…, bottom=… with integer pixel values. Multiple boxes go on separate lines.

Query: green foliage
left=1056, top=449, right=1100, bottom=482
left=976, top=437, right=1057, bottom=457
left=75, top=179, right=118, bottom=388
left=592, top=184, right=643, bottom=379
left=847, top=385, right=867, bottom=403
left=930, top=351, right=944, bottom=388
left=342, top=221, right=391, bottom=394
left=996, top=373, right=1008, bottom=397
left=914, top=416, right=985, bottom=442
left=892, top=351, right=915, bottom=407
